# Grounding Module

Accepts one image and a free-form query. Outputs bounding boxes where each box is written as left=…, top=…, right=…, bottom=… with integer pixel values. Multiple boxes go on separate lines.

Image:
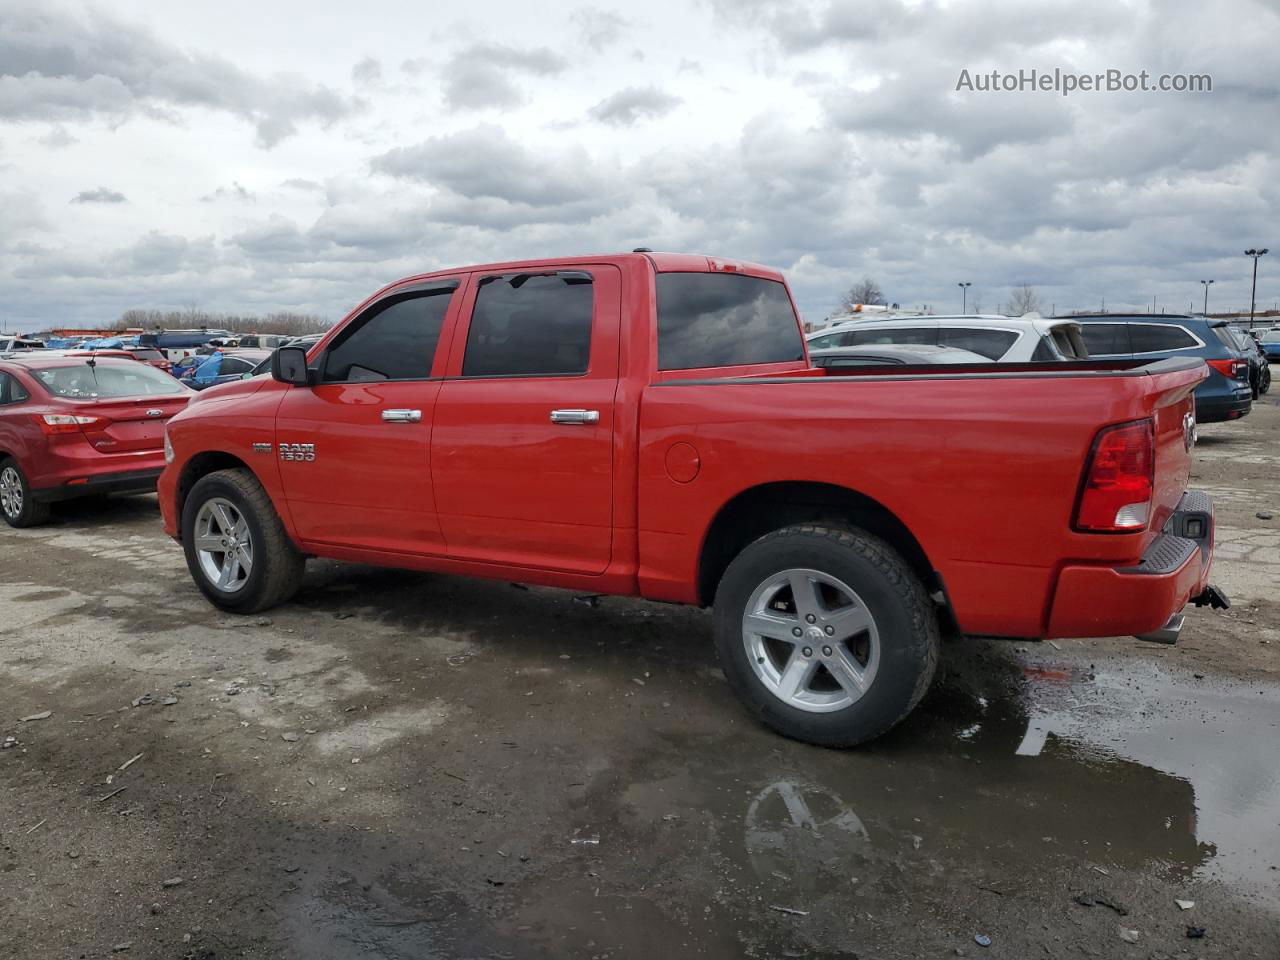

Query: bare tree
left=839, top=278, right=886, bottom=311
left=1007, top=285, right=1042, bottom=316
left=116, top=308, right=330, bottom=336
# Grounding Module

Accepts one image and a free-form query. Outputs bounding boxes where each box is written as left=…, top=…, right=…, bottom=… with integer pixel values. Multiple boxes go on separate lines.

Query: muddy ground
left=2, top=401, right=1278, bottom=960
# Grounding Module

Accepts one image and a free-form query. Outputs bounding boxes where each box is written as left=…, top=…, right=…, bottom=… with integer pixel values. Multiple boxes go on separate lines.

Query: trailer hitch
left=1191, top=584, right=1230, bottom=610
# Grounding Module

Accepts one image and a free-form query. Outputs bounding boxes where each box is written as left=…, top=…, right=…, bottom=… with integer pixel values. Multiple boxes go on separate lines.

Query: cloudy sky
left=2, top=0, right=1278, bottom=331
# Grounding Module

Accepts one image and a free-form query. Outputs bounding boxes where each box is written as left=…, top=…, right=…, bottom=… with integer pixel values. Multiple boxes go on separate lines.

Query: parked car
left=1072, top=315, right=1252, bottom=423
left=809, top=344, right=990, bottom=368
left=236, top=334, right=291, bottom=349
left=1259, top=328, right=1280, bottom=363
left=159, top=252, right=1222, bottom=748
left=0, top=336, right=46, bottom=352
left=806, top=315, right=1087, bottom=362
left=137, top=329, right=234, bottom=363
left=0, top=354, right=191, bottom=527
left=179, top=350, right=272, bottom=390
left=1224, top=326, right=1271, bottom=397
left=56, top=348, right=176, bottom=376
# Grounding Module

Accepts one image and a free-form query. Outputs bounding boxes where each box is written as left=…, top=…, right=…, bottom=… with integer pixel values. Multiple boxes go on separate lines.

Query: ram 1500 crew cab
left=158, top=253, right=1223, bottom=746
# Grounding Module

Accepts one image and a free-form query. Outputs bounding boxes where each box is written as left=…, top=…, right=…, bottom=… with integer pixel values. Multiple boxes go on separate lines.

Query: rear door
left=431, top=266, right=621, bottom=574
left=275, top=280, right=462, bottom=555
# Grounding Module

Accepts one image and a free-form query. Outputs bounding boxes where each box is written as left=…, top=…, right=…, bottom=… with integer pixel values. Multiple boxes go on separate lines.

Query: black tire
left=713, top=524, right=939, bottom=748
left=1261, top=366, right=1271, bottom=395
left=181, top=468, right=305, bottom=613
left=0, top=457, right=52, bottom=528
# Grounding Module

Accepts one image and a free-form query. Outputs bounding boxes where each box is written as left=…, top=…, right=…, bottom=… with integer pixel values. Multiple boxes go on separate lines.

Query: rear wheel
left=0, top=458, right=51, bottom=528
left=181, top=469, right=305, bottom=613
left=713, top=524, right=939, bottom=748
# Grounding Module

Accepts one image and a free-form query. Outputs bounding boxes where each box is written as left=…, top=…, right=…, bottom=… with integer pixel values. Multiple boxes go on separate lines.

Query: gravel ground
left=2, top=398, right=1278, bottom=960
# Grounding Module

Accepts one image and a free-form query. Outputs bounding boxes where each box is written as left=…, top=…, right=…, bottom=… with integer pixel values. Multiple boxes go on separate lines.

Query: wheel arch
left=697, top=481, right=942, bottom=609
left=174, top=450, right=257, bottom=529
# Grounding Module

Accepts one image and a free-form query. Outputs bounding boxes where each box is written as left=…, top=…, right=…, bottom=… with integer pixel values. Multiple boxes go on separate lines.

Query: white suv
left=806, top=315, right=1087, bottom=362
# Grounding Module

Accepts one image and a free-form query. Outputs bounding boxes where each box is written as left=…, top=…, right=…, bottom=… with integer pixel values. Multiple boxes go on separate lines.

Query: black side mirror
left=272, top=346, right=311, bottom=386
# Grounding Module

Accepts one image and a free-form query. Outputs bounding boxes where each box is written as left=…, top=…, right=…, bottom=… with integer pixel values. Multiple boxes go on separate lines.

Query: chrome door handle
left=381, top=409, right=422, bottom=423
left=550, top=409, right=600, bottom=425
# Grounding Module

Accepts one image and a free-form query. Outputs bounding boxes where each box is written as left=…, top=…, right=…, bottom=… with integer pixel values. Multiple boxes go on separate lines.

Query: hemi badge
left=252, top=442, right=272, bottom=454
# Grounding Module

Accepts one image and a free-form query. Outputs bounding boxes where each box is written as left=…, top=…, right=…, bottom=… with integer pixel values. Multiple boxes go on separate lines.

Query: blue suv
left=1071, top=315, right=1252, bottom=423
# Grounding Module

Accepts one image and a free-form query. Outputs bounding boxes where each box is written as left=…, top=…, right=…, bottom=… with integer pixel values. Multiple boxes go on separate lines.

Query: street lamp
left=1245, top=249, right=1269, bottom=328
left=1200, top=279, right=1214, bottom=316
left=958, top=281, right=971, bottom=313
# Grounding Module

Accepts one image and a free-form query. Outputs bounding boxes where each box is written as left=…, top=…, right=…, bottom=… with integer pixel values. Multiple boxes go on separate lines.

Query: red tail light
left=1206, top=358, right=1247, bottom=380
left=35, top=413, right=104, bottom=435
left=1074, top=419, right=1154, bottom=532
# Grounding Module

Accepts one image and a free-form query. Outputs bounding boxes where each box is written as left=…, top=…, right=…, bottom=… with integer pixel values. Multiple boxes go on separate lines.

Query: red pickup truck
left=158, top=252, right=1223, bottom=746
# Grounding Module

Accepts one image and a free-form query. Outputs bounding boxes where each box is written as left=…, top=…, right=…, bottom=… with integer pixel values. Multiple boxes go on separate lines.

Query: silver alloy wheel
left=193, top=497, right=253, bottom=593
left=742, top=568, right=880, bottom=713
left=0, top=466, right=22, bottom=519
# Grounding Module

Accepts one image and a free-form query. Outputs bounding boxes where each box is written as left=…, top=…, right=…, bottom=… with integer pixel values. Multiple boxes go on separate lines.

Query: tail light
left=1206, top=358, right=1248, bottom=380
left=1074, top=419, right=1154, bottom=532
left=36, top=413, right=104, bottom=435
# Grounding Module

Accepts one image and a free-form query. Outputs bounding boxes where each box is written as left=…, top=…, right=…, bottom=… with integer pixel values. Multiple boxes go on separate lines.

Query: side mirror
left=272, top=346, right=310, bottom=386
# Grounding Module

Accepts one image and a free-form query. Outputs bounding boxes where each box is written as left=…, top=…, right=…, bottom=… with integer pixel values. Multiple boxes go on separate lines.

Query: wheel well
left=697, top=482, right=941, bottom=607
left=175, top=451, right=251, bottom=526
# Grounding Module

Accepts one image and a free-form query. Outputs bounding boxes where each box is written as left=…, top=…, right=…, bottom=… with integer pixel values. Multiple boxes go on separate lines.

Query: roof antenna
left=633, top=247, right=653, bottom=253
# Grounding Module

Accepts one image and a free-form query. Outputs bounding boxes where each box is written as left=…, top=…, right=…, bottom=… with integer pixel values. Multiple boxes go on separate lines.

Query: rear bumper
left=31, top=466, right=163, bottom=502
left=1046, top=490, right=1217, bottom=638
left=1195, top=390, right=1251, bottom=423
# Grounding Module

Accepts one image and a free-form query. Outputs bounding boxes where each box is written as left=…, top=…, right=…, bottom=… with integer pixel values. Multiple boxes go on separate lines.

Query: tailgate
left=79, top=395, right=191, bottom=453
left=1142, top=361, right=1207, bottom=545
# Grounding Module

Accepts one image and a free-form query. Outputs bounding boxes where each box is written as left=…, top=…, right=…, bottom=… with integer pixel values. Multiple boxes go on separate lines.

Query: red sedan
left=0, top=354, right=191, bottom=527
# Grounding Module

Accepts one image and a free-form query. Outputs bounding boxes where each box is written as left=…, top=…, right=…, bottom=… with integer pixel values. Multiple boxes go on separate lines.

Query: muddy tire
left=713, top=524, right=939, bottom=748
left=181, top=468, right=305, bottom=614
left=0, top=458, right=52, bottom=528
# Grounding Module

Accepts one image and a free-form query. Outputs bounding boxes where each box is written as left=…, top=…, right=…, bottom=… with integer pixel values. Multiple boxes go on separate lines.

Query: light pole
left=1200, top=279, right=1213, bottom=316
left=1245, top=249, right=1268, bottom=328
left=958, top=282, right=971, bottom=313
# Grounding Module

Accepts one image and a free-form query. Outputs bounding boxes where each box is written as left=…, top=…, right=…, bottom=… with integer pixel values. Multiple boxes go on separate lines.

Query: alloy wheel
left=193, top=497, right=254, bottom=592
left=0, top=467, right=22, bottom=519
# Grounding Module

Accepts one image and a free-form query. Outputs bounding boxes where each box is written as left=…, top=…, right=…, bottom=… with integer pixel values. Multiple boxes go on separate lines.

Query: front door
left=431, top=266, right=620, bottom=574
left=275, top=279, right=462, bottom=556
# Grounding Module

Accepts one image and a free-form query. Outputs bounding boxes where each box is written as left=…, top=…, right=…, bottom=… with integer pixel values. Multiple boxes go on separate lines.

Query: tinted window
left=1130, top=324, right=1198, bottom=353
left=937, top=327, right=1019, bottom=360
left=33, top=363, right=186, bottom=398
left=462, top=273, right=593, bottom=378
left=0, top=372, right=17, bottom=404
left=656, top=273, right=804, bottom=370
left=841, top=326, right=935, bottom=347
left=1031, top=337, right=1058, bottom=362
left=221, top=357, right=254, bottom=375
left=323, top=285, right=456, bottom=383
left=1079, top=323, right=1131, bottom=356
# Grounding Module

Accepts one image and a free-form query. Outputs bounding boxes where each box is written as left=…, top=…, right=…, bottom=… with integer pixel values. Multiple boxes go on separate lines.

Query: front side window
left=1079, top=323, right=1131, bottom=356
left=322, top=284, right=457, bottom=383
left=462, top=272, right=593, bottom=378
left=34, top=362, right=187, bottom=398
left=656, top=273, right=805, bottom=370
left=1130, top=324, right=1198, bottom=353
left=938, top=327, right=1019, bottom=360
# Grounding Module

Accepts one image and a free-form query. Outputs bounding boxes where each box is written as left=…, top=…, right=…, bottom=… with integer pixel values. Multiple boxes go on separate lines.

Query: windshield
left=34, top=362, right=186, bottom=398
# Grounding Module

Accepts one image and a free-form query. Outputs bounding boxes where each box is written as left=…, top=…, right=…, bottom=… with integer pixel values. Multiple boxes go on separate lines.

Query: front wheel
left=713, top=524, right=939, bottom=748
left=181, top=469, right=305, bottom=613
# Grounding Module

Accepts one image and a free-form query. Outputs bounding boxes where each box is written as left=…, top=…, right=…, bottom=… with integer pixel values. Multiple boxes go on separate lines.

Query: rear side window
left=1130, top=324, right=1198, bottom=353
left=841, top=326, right=935, bottom=347
left=130, top=348, right=166, bottom=361
left=1080, top=324, right=1131, bottom=356
left=463, top=272, right=593, bottom=377
left=323, top=284, right=457, bottom=383
left=0, top=372, right=27, bottom=404
left=221, top=357, right=255, bottom=375
left=656, top=273, right=804, bottom=370
left=937, top=327, right=1019, bottom=360
left=807, top=333, right=841, bottom=350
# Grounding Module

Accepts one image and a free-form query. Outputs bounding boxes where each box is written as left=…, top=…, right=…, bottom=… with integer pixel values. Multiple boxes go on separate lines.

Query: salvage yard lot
left=2, top=404, right=1279, bottom=960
